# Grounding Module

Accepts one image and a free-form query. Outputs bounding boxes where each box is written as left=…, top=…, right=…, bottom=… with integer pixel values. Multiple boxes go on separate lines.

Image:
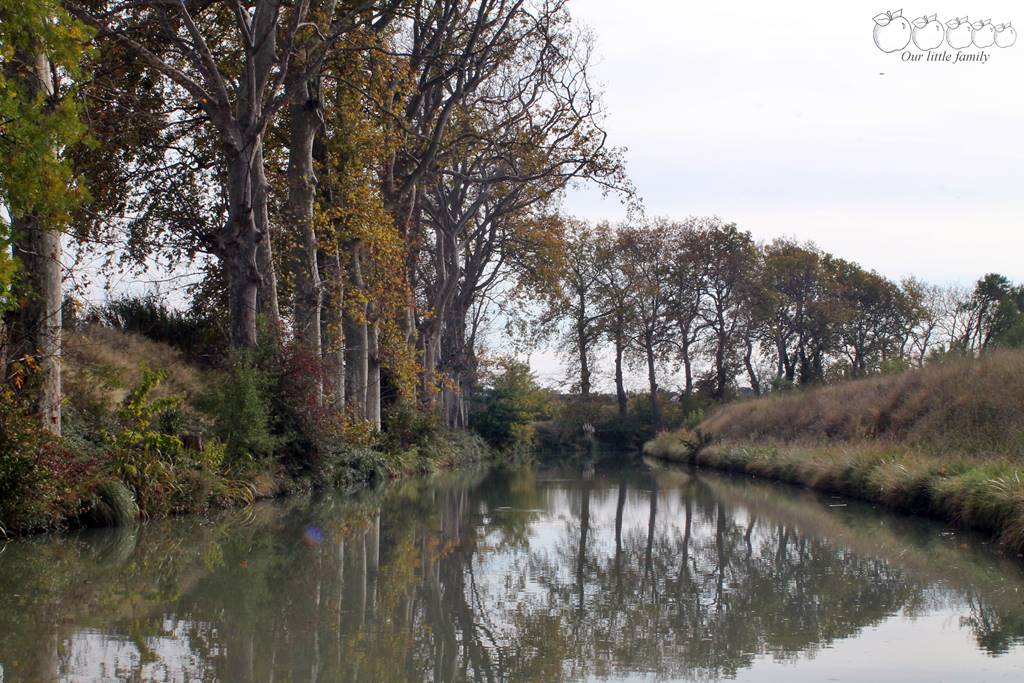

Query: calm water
left=2, top=460, right=1024, bottom=682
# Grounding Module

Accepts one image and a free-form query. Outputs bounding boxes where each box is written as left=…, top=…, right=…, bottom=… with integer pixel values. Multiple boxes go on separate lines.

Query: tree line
left=0, top=0, right=627, bottom=441
left=544, top=216, right=1024, bottom=427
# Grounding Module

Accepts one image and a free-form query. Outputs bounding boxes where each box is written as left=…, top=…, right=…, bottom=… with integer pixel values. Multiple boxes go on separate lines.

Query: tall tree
left=692, top=220, right=759, bottom=399
left=1, top=1, right=89, bottom=434
left=618, top=222, right=673, bottom=427
left=593, top=222, right=632, bottom=417
left=68, top=0, right=397, bottom=348
left=540, top=219, right=604, bottom=399
left=664, top=219, right=707, bottom=397
left=759, top=239, right=822, bottom=385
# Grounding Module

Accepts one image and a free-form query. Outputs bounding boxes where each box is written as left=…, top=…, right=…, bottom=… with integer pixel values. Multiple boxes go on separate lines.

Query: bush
left=470, top=359, right=551, bottom=450
left=199, top=359, right=276, bottom=470
left=643, top=427, right=711, bottom=462
left=382, top=400, right=442, bottom=452
left=0, top=384, right=95, bottom=532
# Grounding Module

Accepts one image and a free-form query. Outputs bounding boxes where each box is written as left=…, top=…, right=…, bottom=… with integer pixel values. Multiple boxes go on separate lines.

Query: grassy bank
left=1, top=325, right=493, bottom=537
left=644, top=351, right=1024, bottom=553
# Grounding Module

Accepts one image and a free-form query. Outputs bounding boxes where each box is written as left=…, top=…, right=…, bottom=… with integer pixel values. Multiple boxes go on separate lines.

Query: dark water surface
left=2, top=459, right=1024, bottom=682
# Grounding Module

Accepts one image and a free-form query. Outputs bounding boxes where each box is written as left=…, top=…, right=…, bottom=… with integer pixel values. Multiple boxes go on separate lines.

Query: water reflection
left=2, top=462, right=1024, bottom=682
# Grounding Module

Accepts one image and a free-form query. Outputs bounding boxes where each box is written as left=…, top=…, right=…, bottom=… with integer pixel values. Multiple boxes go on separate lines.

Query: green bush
left=108, top=366, right=184, bottom=459
left=470, top=359, right=551, bottom=450
left=381, top=400, right=442, bottom=452
left=199, top=360, right=275, bottom=470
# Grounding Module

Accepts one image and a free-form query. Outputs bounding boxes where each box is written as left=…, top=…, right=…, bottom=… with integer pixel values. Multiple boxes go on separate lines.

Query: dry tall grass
left=644, top=352, right=1024, bottom=552
left=643, top=352, right=1024, bottom=548
left=701, top=351, right=1024, bottom=457
left=63, top=325, right=207, bottom=419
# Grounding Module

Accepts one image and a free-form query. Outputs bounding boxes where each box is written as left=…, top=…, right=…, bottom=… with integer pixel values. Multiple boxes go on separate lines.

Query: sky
left=525, top=0, right=1024, bottom=388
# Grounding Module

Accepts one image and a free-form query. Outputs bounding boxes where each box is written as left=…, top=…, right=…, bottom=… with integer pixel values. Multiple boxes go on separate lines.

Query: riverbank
left=1, top=324, right=495, bottom=538
left=644, top=351, right=1024, bottom=553
left=3, top=424, right=493, bottom=538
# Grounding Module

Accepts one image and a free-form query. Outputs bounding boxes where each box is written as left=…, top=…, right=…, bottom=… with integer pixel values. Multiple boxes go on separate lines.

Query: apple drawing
left=994, top=22, right=1017, bottom=48
left=972, top=19, right=995, bottom=48
left=911, top=14, right=943, bottom=50
left=873, top=10, right=912, bottom=52
left=945, top=16, right=972, bottom=49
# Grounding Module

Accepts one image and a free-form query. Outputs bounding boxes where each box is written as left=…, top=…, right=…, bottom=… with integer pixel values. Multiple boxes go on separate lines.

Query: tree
left=593, top=222, right=632, bottom=417
left=827, top=257, right=916, bottom=377
left=469, top=357, right=549, bottom=449
left=900, top=277, right=939, bottom=367
left=1, top=1, right=90, bottom=434
left=411, top=0, right=626, bottom=419
left=540, top=219, right=605, bottom=399
left=691, top=220, right=759, bottom=399
left=964, top=274, right=1024, bottom=351
left=617, top=222, right=673, bottom=427
left=664, top=219, right=707, bottom=397
left=758, top=239, right=822, bottom=385
left=381, top=0, right=552, bottom=352
left=67, top=0, right=399, bottom=348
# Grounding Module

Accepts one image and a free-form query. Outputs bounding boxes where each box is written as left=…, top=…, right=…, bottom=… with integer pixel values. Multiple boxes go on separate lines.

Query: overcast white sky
left=526, top=0, right=1024, bottom=387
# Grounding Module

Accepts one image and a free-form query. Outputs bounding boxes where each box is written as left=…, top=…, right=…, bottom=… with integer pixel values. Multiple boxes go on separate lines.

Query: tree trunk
left=577, top=316, right=591, bottom=399
left=440, top=299, right=470, bottom=428
left=223, top=146, right=263, bottom=349
left=614, top=329, right=627, bottom=417
left=714, top=329, right=728, bottom=399
left=314, top=131, right=343, bottom=406
left=681, top=337, right=693, bottom=396
left=320, top=247, right=345, bottom=406
left=744, top=338, right=760, bottom=395
left=6, top=50, right=62, bottom=435
left=287, top=76, right=324, bottom=403
left=645, top=337, right=659, bottom=428
left=422, top=322, right=441, bottom=407
left=366, top=316, right=382, bottom=429
left=252, top=141, right=280, bottom=340
left=343, top=245, right=368, bottom=417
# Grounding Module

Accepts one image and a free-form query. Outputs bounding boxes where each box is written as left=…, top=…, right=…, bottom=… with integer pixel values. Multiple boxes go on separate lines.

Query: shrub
left=470, top=359, right=551, bottom=450
left=628, top=390, right=688, bottom=433
left=382, top=400, right=442, bottom=452
left=199, top=359, right=276, bottom=470
left=108, top=366, right=185, bottom=459
left=0, top=384, right=95, bottom=532
left=643, top=427, right=711, bottom=463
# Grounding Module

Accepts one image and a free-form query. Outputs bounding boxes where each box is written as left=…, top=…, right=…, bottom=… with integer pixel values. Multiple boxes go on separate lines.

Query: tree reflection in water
left=1, top=463, right=1024, bottom=682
